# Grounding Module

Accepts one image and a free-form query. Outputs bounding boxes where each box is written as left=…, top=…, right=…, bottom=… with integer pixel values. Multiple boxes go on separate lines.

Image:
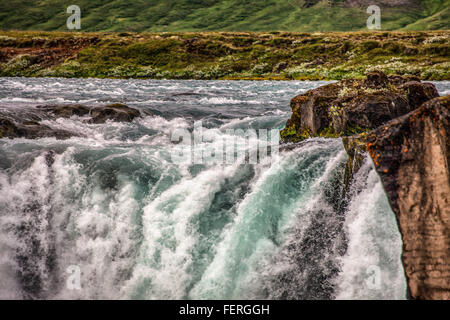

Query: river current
left=1, top=77, right=448, bottom=299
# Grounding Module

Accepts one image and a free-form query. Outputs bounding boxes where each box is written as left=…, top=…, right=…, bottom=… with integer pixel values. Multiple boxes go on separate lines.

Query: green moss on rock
left=281, top=71, right=439, bottom=143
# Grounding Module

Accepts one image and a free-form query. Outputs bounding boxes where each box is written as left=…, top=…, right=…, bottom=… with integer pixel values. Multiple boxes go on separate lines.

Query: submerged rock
left=366, top=96, right=450, bottom=300
left=0, top=117, right=75, bottom=140
left=0, top=117, right=17, bottom=138
left=281, top=71, right=439, bottom=143
left=89, top=103, right=142, bottom=124
left=37, top=104, right=90, bottom=118
left=0, top=103, right=145, bottom=139
left=37, top=103, right=144, bottom=123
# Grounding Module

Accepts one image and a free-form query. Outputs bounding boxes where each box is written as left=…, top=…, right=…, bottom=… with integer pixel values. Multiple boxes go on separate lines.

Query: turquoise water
left=2, top=78, right=445, bottom=299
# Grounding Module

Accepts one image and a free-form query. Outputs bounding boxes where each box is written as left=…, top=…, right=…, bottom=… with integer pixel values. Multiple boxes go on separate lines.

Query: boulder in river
left=37, top=103, right=143, bottom=123
left=37, top=104, right=90, bottom=118
left=89, top=103, right=142, bottom=124
left=0, top=103, right=145, bottom=139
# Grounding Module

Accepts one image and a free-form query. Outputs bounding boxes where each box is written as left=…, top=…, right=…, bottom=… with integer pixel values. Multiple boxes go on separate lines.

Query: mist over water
left=2, top=78, right=445, bottom=300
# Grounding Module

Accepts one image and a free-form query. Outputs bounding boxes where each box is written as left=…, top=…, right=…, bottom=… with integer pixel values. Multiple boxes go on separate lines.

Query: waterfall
left=0, top=77, right=417, bottom=299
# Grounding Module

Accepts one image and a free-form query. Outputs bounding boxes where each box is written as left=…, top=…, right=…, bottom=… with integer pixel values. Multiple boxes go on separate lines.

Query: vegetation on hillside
left=0, top=31, right=448, bottom=80
left=0, top=0, right=449, bottom=32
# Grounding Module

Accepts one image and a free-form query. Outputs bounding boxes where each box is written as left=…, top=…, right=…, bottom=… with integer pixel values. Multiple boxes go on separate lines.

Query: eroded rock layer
left=282, top=72, right=449, bottom=299
left=367, top=96, right=450, bottom=300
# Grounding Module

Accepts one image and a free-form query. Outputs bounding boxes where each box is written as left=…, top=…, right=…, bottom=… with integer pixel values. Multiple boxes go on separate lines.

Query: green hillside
left=0, top=0, right=449, bottom=32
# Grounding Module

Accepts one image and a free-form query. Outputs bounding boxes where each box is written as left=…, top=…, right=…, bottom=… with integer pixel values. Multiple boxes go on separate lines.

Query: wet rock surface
left=0, top=103, right=145, bottom=139
left=283, top=72, right=449, bottom=299
left=0, top=117, right=75, bottom=140
left=366, top=96, right=450, bottom=300
left=88, top=103, right=142, bottom=124
left=36, top=104, right=91, bottom=118
left=281, top=71, right=439, bottom=143
left=331, top=95, right=449, bottom=300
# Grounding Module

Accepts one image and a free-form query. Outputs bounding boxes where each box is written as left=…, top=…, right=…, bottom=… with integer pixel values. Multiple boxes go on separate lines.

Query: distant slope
left=0, top=0, right=449, bottom=32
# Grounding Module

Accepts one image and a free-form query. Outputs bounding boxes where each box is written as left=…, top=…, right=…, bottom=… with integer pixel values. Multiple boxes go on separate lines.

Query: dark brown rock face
left=342, top=133, right=368, bottom=193
left=400, top=81, right=439, bottom=109
left=334, top=92, right=411, bottom=134
left=284, top=83, right=339, bottom=138
left=283, top=73, right=448, bottom=299
left=281, top=71, right=439, bottom=143
left=367, top=96, right=450, bottom=300
left=364, top=69, right=389, bottom=88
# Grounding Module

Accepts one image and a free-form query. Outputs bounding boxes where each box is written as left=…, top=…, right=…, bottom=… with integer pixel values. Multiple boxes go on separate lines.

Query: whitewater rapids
left=3, top=78, right=444, bottom=299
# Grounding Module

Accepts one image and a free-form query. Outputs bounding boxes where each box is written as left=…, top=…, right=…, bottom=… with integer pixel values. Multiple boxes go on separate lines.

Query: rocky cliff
left=281, top=71, right=438, bottom=143
left=367, top=96, right=449, bottom=300
left=281, top=71, right=449, bottom=299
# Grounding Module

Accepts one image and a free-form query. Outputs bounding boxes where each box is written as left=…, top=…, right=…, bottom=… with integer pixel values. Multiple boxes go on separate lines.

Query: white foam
left=189, top=140, right=345, bottom=299
left=198, top=97, right=263, bottom=105
left=335, top=158, right=407, bottom=300
left=124, top=163, right=243, bottom=299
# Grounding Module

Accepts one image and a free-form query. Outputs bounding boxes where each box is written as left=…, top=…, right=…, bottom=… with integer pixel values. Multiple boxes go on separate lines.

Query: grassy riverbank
left=0, top=30, right=448, bottom=80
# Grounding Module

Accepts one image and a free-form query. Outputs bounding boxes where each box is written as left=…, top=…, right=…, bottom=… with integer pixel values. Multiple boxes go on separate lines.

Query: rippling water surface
left=1, top=77, right=446, bottom=300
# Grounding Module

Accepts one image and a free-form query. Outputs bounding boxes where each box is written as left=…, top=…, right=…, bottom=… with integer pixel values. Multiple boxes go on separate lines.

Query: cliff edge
left=367, top=96, right=449, bottom=299
left=281, top=71, right=449, bottom=299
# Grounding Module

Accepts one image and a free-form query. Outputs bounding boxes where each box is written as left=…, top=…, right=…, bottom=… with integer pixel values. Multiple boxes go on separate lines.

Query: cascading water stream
left=2, top=77, right=445, bottom=299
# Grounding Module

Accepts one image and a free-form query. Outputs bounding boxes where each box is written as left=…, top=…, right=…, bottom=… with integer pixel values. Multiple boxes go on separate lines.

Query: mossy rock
left=281, top=71, right=439, bottom=143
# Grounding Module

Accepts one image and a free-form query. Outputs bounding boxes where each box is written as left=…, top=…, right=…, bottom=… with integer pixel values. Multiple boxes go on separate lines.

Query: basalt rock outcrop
left=0, top=103, right=144, bottom=139
left=281, top=71, right=439, bottom=143
left=282, top=71, right=449, bottom=299
left=367, top=96, right=450, bottom=300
